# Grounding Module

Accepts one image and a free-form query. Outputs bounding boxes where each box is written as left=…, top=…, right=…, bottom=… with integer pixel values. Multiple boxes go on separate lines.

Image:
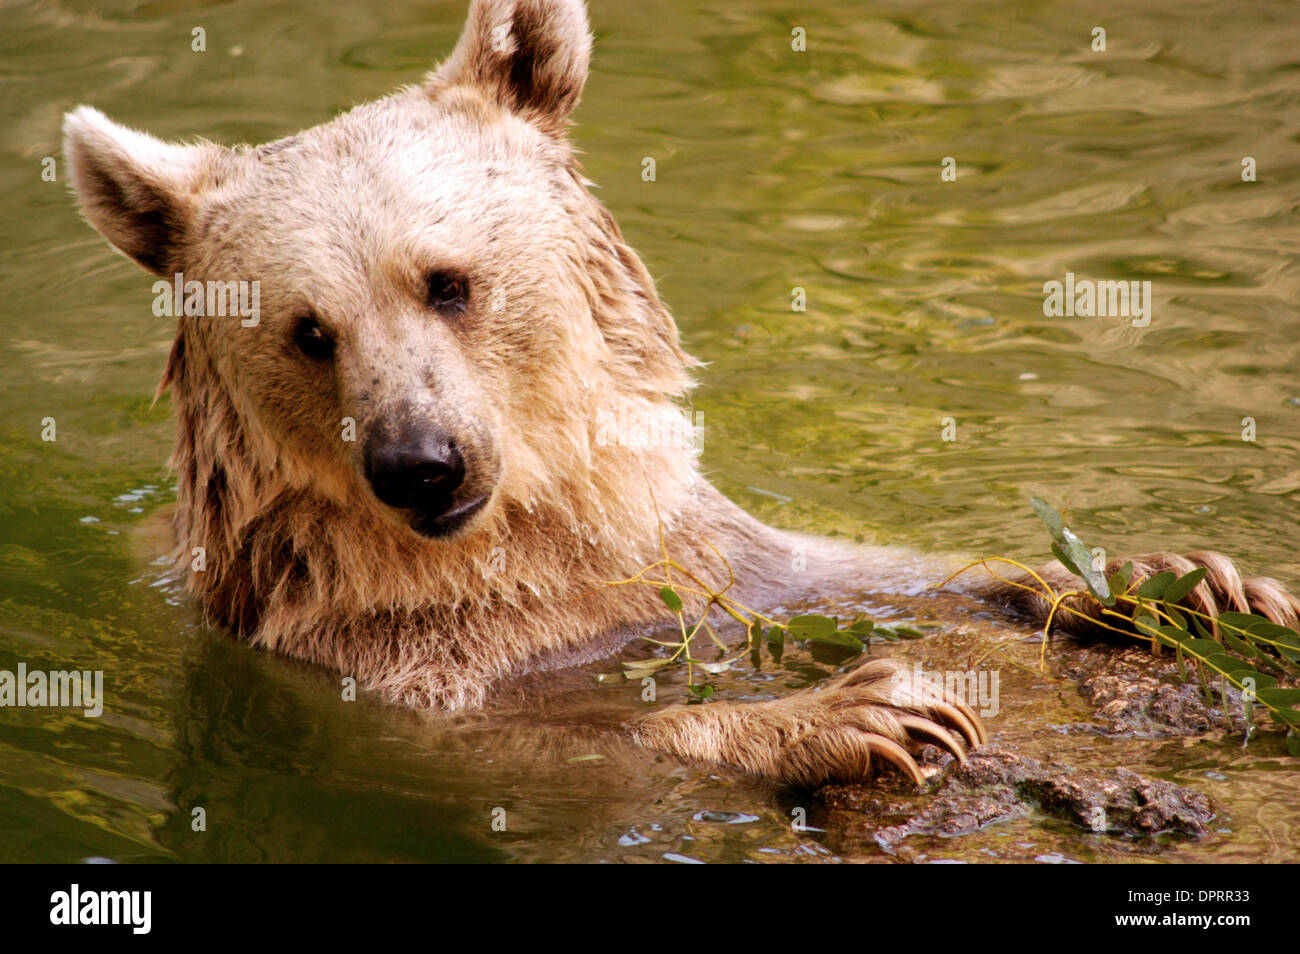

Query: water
left=1, top=0, right=1298, bottom=862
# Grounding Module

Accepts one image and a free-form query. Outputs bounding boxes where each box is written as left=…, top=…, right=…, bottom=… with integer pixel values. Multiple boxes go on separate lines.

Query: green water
left=2, top=0, right=1298, bottom=862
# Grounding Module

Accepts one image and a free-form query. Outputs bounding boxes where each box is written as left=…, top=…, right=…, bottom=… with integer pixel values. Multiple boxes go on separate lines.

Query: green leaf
left=1107, top=562, right=1134, bottom=598
left=788, top=614, right=837, bottom=640
left=846, top=617, right=875, bottom=637
left=1287, top=730, right=1300, bottom=757
left=1058, top=528, right=1113, bottom=605
left=1160, top=602, right=1187, bottom=630
left=623, top=666, right=662, bottom=681
left=1205, top=653, right=1239, bottom=675
left=1051, top=541, right=1081, bottom=576
left=1181, top=638, right=1225, bottom=659
left=1135, top=571, right=1176, bottom=600
left=687, top=683, right=714, bottom=700
left=1196, top=662, right=1214, bottom=705
left=1223, top=633, right=1262, bottom=659
left=807, top=630, right=865, bottom=653
left=765, top=626, right=785, bottom=648
left=1133, top=614, right=1162, bottom=640
left=1229, top=671, right=1277, bottom=692
left=1156, top=625, right=1185, bottom=648
left=622, top=657, right=673, bottom=671
left=1246, top=621, right=1300, bottom=650
left=1218, top=612, right=1267, bottom=633
left=1030, top=496, right=1065, bottom=539
left=1161, top=567, right=1208, bottom=604
left=892, top=626, right=927, bottom=640
left=659, top=586, right=683, bottom=612
left=1255, top=688, right=1300, bottom=707
left=699, top=621, right=728, bottom=651
left=1161, top=625, right=1190, bottom=644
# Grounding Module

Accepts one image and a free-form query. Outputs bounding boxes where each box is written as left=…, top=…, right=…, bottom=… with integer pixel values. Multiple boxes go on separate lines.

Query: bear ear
left=428, top=0, right=592, bottom=136
left=63, top=106, right=225, bottom=276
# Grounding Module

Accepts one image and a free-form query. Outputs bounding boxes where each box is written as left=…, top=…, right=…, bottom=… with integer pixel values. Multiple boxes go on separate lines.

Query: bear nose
left=365, top=438, right=465, bottom=512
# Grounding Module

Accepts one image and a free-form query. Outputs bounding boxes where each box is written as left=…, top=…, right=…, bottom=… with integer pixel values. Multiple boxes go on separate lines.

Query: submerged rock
left=819, top=746, right=1214, bottom=853
left=1059, top=645, right=1246, bottom=737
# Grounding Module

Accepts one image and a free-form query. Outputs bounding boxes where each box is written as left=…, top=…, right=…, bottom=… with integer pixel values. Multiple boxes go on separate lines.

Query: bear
left=63, top=0, right=1299, bottom=788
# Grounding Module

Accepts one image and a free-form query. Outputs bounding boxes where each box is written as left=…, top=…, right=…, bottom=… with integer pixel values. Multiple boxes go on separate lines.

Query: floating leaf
left=788, top=614, right=838, bottom=640
left=623, top=658, right=673, bottom=671
left=806, top=630, right=865, bottom=653
left=846, top=617, right=875, bottom=637
left=695, top=660, right=731, bottom=675
left=687, top=683, right=714, bottom=700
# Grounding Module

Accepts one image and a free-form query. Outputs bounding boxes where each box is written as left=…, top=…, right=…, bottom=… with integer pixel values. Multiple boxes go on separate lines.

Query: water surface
left=1, top=0, right=1298, bottom=862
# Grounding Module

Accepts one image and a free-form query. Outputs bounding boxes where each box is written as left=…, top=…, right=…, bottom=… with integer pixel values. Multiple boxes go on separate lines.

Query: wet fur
left=64, top=0, right=1296, bottom=788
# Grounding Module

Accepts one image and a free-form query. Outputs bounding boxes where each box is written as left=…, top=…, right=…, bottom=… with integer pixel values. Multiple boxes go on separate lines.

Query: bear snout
left=364, top=434, right=470, bottom=530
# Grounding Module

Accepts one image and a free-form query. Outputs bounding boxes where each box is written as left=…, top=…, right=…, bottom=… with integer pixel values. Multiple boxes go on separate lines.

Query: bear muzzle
left=363, top=431, right=488, bottom=538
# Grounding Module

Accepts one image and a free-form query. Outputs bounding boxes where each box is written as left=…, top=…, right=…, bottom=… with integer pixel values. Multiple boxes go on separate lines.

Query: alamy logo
left=1042, top=271, right=1152, bottom=327
left=50, top=884, right=150, bottom=934
left=152, top=271, right=261, bottom=327
left=0, top=664, right=103, bottom=717
left=890, top=662, right=1000, bottom=718
left=595, top=405, right=703, bottom=457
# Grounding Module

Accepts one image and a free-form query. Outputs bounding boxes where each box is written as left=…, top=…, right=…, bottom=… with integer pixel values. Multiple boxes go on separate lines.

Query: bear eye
left=293, top=313, right=335, bottom=361
left=426, top=270, right=469, bottom=315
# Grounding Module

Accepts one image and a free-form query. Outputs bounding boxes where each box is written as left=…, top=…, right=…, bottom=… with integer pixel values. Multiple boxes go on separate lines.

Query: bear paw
left=631, top=658, right=986, bottom=787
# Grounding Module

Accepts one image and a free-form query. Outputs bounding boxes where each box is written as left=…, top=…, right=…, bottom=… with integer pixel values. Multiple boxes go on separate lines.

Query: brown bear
left=63, top=0, right=1298, bottom=788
